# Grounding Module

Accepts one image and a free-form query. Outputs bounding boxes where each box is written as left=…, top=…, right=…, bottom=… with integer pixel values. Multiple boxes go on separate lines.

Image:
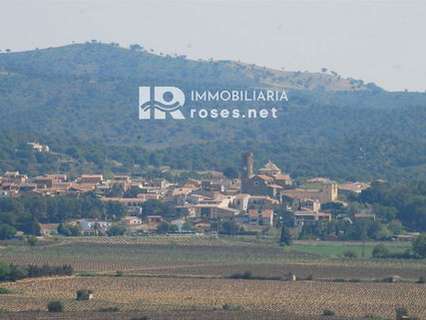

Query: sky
left=0, top=0, right=425, bottom=92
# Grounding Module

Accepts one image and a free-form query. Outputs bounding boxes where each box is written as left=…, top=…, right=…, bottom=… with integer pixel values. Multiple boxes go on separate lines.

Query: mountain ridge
left=0, top=42, right=426, bottom=181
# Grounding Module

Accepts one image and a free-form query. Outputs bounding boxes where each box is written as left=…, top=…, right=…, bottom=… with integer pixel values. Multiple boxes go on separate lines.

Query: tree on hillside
left=129, top=44, right=143, bottom=51
left=223, top=167, right=239, bottom=179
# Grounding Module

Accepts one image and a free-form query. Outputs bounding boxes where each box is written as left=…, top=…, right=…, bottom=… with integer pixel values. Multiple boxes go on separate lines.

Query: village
left=0, top=151, right=387, bottom=240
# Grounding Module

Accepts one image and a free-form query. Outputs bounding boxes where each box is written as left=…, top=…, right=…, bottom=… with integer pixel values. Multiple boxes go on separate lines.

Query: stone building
left=240, top=153, right=292, bottom=197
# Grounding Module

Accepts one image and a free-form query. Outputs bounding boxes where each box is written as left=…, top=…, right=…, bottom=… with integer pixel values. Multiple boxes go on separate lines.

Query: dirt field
left=0, top=237, right=425, bottom=319
left=1, top=276, right=425, bottom=319
left=0, top=311, right=357, bottom=320
left=1, top=237, right=424, bottom=280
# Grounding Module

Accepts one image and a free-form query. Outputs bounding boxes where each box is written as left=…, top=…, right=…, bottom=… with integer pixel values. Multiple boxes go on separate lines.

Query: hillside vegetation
left=1, top=42, right=426, bottom=181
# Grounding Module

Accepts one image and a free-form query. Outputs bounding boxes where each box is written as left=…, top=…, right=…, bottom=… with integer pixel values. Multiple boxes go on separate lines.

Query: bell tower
left=241, top=152, right=254, bottom=193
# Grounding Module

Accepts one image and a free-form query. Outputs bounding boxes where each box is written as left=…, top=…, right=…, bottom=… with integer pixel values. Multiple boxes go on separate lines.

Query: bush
left=343, top=250, right=357, bottom=258
left=412, top=234, right=426, bottom=258
left=417, top=276, right=425, bottom=284
left=229, top=271, right=252, bottom=279
left=222, top=303, right=242, bottom=311
left=0, top=287, right=12, bottom=294
left=395, top=307, right=409, bottom=320
left=322, top=309, right=336, bottom=316
left=0, top=224, right=17, bottom=240
left=76, top=289, right=93, bottom=301
left=107, top=225, right=126, bottom=237
left=98, top=307, right=119, bottom=312
left=372, top=244, right=390, bottom=259
left=47, top=300, right=64, bottom=312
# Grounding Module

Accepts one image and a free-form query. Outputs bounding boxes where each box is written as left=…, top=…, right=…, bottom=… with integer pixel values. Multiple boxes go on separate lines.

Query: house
left=33, top=176, right=56, bottom=188
left=40, top=223, right=59, bottom=236
left=101, top=197, right=146, bottom=215
left=76, top=219, right=111, bottom=235
left=247, top=196, right=279, bottom=209
left=281, top=183, right=338, bottom=204
left=353, top=212, right=376, bottom=222
left=392, top=233, right=419, bottom=241
left=122, top=216, right=143, bottom=225
left=201, top=180, right=225, bottom=193
left=293, top=210, right=332, bottom=223
left=28, top=142, right=50, bottom=153
left=338, top=182, right=370, bottom=195
left=175, top=205, right=197, bottom=217
left=232, top=194, right=250, bottom=211
left=181, top=178, right=201, bottom=189
left=111, top=175, right=132, bottom=192
left=78, top=174, right=104, bottom=185
left=150, top=178, right=170, bottom=189
left=296, top=199, right=321, bottom=212
left=2, top=171, right=28, bottom=184
left=68, top=183, right=96, bottom=194
left=243, top=208, right=274, bottom=226
left=146, top=215, right=163, bottom=224
left=168, top=187, right=193, bottom=205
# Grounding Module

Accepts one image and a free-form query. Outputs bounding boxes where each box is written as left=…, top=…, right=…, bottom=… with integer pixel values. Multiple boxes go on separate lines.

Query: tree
left=19, top=218, right=41, bottom=236
left=105, top=202, right=126, bottom=219
left=106, top=225, right=126, bottom=236
left=412, top=233, right=426, bottom=258
left=157, top=222, right=171, bottom=234
left=108, top=184, right=125, bottom=198
left=279, top=226, right=293, bottom=246
left=47, top=300, right=64, bottom=312
left=76, top=289, right=93, bottom=301
left=223, top=167, right=238, bottom=179
left=129, top=44, right=143, bottom=51
left=220, top=220, right=240, bottom=235
left=0, top=224, right=16, bottom=240
left=26, top=236, right=38, bottom=247
left=343, top=250, right=357, bottom=258
left=58, top=224, right=81, bottom=237
left=372, top=244, right=390, bottom=258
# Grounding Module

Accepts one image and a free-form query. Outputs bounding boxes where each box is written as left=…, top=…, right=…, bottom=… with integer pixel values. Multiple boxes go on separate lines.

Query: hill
left=0, top=42, right=426, bottom=181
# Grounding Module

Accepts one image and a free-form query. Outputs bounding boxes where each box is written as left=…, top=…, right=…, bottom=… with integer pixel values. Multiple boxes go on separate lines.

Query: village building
left=27, top=142, right=50, bottom=153
left=122, top=216, right=143, bottom=225
left=281, top=183, right=338, bottom=204
left=237, top=208, right=274, bottom=226
left=293, top=210, right=332, bottom=223
left=240, top=153, right=292, bottom=197
left=75, top=219, right=111, bottom=235
left=2, top=171, right=28, bottom=184
left=338, top=182, right=370, bottom=195
left=77, top=174, right=104, bottom=185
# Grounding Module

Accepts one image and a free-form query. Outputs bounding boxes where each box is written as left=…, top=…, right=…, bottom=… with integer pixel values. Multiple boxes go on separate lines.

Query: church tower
left=241, top=152, right=254, bottom=193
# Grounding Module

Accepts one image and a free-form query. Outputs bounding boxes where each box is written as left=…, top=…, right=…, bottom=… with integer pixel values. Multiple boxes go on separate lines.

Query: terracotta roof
left=255, top=174, right=274, bottom=181
left=273, top=174, right=292, bottom=181
left=260, top=160, right=281, bottom=172
left=267, top=184, right=283, bottom=189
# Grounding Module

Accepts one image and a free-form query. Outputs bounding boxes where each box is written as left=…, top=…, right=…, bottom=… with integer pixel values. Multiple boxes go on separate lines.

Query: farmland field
left=0, top=237, right=425, bottom=319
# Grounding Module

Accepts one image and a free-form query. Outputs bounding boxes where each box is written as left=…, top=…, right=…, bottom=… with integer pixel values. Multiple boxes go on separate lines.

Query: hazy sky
left=1, top=0, right=425, bottom=91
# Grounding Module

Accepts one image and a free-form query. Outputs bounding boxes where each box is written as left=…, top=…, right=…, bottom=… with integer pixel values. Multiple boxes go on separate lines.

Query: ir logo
left=139, top=86, right=185, bottom=120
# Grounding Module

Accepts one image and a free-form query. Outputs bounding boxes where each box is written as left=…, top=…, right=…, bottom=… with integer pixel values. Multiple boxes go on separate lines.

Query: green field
left=284, top=240, right=411, bottom=258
